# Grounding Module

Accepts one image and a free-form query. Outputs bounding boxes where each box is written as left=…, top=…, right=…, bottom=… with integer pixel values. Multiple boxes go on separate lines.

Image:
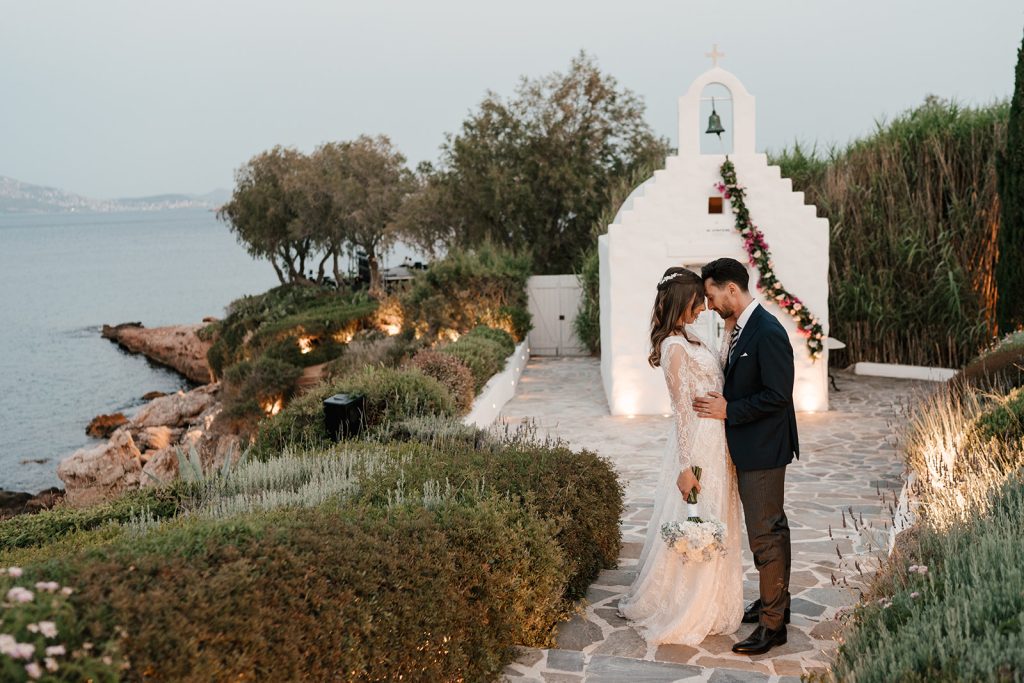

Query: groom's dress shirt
left=728, top=300, right=761, bottom=364
left=734, top=299, right=760, bottom=337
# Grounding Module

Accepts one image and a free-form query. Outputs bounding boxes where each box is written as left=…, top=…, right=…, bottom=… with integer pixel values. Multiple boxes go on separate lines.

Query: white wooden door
left=527, top=275, right=587, bottom=356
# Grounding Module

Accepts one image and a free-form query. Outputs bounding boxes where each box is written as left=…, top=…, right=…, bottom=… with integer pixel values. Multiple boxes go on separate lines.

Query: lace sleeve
left=662, top=340, right=698, bottom=472
left=717, top=322, right=733, bottom=370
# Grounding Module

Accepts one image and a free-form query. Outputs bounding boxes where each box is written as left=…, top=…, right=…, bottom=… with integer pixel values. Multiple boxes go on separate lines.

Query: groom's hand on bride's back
left=693, top=391, right=727, bottom=420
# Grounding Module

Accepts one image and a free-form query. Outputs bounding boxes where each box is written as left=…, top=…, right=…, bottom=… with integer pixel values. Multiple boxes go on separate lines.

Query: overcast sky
left=1, top=1, right=1021, bottom=198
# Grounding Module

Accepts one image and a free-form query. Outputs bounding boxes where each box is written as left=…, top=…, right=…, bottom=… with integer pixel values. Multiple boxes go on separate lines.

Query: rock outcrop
left=86, top=412, right=128, bottom=438
left=58, top=383, right=227, bottom=507
left=102, top=322, right=215, bottom=384
left=133, top=384, right=218, bottom=428
left=0, top=488, right=63, bottom=520
left=57, top=429, right=144, bottom=507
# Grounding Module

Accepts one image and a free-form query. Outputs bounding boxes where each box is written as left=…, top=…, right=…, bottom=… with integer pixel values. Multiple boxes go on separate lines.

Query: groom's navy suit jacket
left=723, top=304, right=800, bottom=471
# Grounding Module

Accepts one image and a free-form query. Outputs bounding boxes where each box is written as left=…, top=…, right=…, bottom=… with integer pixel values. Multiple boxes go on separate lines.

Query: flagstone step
left=502, top=646, right=815, bottom=682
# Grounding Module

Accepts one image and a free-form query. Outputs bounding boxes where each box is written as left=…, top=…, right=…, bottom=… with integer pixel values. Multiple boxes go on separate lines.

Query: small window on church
left=708, top=196, right=723, bottom=214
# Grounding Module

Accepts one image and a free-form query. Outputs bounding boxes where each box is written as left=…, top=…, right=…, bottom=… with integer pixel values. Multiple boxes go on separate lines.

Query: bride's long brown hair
left=649, top=267, right=704, bottom=368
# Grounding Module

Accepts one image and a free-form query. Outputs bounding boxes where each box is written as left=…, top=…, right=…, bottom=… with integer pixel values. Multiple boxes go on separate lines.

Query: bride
left=617, top=266, right=743, bottom=645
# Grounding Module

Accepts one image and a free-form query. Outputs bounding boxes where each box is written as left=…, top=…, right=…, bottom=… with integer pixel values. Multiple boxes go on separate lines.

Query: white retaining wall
left=463, top=341, right=531, bottom=428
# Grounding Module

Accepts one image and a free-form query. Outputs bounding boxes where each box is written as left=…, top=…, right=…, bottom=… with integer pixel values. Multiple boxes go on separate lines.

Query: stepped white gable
left=598, top=63, right=830, bottom=415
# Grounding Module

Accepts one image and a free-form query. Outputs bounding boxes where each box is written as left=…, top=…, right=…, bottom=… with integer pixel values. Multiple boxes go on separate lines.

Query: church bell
left=706, top=98, right=725, bottom=137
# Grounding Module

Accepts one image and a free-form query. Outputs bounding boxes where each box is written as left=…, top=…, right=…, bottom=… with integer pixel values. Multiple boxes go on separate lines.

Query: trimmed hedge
left=409, top=349, right=476, bottom=414
left=252, top=366, right=456, bottom=460
left=351, top=439, right=624, bottom=599
left=439, top=335, right=509, bottom=393
left=20, top=499, right=567, bottom=682
left=465, top=324, right=516, bottom=356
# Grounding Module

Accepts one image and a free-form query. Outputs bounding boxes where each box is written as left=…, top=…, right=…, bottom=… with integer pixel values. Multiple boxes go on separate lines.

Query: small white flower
left=11, top=642, right=35, bottom=660
left=911, top=591, right=920, bottom=598
left=60, top=587, right=74, bottom=596
left=38, top=622, right=58, bottom=639
left=44, top=657, right=59, bottom=673
left=45, top=645, right=66, bottom=657
left=27, top=623, right=39, bottom=633
left=7, top=567, right=23, bottom=578
left=25, top=662, right=42, bottom=680
left=34, top=581, right=60, bottom=593
left=6, top=587, right=34, bottom=603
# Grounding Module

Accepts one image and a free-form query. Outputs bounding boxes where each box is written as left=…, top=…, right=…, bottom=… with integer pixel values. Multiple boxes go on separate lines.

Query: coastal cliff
left=102, top=322, right=215, bottom=384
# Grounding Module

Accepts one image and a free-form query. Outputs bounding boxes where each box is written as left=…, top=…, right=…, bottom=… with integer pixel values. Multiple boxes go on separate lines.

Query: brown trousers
left=736, top=466, right=792, bottom=630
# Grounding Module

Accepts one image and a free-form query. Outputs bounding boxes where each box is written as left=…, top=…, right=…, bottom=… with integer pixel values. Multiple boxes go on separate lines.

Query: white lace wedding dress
left=617, top=333, right=744, bottom=645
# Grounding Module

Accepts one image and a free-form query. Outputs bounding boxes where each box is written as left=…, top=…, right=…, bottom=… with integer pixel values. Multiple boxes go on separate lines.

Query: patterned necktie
left=728, top=324, right=743, bottom=365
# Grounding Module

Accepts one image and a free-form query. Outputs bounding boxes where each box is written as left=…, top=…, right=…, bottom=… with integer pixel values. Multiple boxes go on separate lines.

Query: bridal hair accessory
left=660, top=465, right=728, bottom=563
left=658, top=272, right=684, bottom=287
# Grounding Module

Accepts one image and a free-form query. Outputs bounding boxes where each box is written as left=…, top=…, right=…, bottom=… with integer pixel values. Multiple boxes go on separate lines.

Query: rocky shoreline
left=4, top=321, right=237, bottom=516
left=102, top=321, right=215, bottom=384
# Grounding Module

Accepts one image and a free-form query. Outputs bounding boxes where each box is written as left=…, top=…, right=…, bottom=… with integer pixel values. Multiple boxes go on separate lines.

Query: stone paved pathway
left=499, top=357, right=926, bottom=683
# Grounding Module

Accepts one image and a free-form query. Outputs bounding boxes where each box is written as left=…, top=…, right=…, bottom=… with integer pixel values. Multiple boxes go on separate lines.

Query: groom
left=693, top=257, right=799, bottom=656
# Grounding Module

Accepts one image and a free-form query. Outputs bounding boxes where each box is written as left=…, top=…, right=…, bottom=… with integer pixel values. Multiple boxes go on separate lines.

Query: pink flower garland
left=716, top=160, right=826, bottom=359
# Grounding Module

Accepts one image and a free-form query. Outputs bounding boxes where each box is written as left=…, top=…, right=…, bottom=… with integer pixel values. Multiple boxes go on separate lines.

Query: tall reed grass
left=774, top=98, right=1009, bottom=368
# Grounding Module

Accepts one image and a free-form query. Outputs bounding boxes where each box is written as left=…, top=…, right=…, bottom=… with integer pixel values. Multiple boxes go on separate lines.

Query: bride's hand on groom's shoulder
left=676, top=469, right=701, bottom=498
left=693, top=392, right=727, bottom=420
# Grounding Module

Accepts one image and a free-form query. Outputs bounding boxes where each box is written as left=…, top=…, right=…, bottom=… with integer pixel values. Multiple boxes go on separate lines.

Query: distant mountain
left=0, top=176, right=229, bottom=214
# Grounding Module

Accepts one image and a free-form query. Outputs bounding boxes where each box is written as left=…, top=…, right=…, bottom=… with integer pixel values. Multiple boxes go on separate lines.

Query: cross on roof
left=705, top=44, right=725, bottom=67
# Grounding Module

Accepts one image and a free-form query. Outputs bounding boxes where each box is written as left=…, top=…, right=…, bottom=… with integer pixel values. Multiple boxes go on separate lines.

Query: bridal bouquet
left=660, top=466, right=728, bottom=563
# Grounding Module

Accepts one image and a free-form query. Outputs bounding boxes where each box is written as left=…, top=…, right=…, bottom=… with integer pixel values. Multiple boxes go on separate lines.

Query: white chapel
left=598, top=50, right=830, bottom=415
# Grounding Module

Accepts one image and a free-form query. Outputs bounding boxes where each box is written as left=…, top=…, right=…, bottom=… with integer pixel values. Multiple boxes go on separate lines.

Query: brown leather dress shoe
left=732, top=625, right=788, bottom=655
left=742, top=599, right=791, bottom=624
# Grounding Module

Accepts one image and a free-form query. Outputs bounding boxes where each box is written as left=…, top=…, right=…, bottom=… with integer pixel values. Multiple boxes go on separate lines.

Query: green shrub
left=352, top=439, right=623, bottom=599
left=252, top=366, right=455, bottom=460
left=574, top=245, right=601, bottom=354
left=221, top=356, right=303, bottom=419
left=832, top=474, right=1024, bottom=682
left=0, top=487, right=180, bottom=553
left=322, top=332, right=427, bottom=383
left=464, top=324, right=516, bottom=356
left=439, top=336, right=508, bottom=392
left=409, top=349, right=476, bottom=414
left=975, top=386, right=1024, bottom=442
left=250, top=382, right=338, bottom=460
left=260, top=333, right=347, bottom=368
left=205, top=285, right=377, bottom=377
left=21, top=500, right=567, bottom=682
left=401, top=244, right=532, bottom=341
